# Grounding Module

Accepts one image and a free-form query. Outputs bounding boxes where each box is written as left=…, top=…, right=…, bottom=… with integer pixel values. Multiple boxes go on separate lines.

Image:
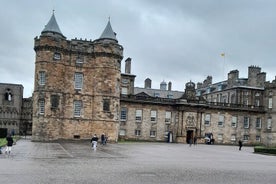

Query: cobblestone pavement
left=0, top=138, right=276, bottom=184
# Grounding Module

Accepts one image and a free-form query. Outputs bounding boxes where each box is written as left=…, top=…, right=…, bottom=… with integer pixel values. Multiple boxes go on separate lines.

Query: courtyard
left=0, top=138, right=275, bottom=184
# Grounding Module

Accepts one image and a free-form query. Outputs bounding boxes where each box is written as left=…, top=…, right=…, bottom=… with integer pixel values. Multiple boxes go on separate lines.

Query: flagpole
left=221, top=53, right=226, bottom=81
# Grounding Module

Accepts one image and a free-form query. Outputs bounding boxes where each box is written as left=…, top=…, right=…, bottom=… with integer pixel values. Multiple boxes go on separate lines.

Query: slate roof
left=99, top=20, right=117, bottom=41
left=134, top=87, right=184, bottom=99
left=41, top=12, right=65, bottom=38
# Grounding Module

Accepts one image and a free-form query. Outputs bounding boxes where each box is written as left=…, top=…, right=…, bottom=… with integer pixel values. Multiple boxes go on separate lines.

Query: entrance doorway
left=186, top=130, right=193, bottom=144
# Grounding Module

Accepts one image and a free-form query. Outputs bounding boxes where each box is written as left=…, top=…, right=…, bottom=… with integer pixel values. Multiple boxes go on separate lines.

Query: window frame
left=121, top=87, right=128, bottom=95
left=74, top=72, right=83, bottom=90
left=39, top=71, right=46, bottom=86
left=135, top=109, right=142, bottom=122
left=150, top=110, right=157, bottom=122
left=268, top=97, right=273, bottom=109
left=150, top=130, right=156, bottom=137
left=120, top=107, right=127, bottom=121
left=103, top=99, right=110, bottom=112
left=205, top=114, right=211, bottom=126
left=165, top=111, right=171, bottom=123
left=38, top=99, right=45, bottom=115
left=53, top=52, right=61, bottom=60
left=135, top=129, right=141, bottom=136
left=231, top=116, right=237, bottom=128
left=218, top=115, right=224, bottom=127
left=256, top=117, right=262, bottom=129
left=73, top=100, right=82, bottom=117
left=267, top=117, right=272, bottom=130
left=244, top=116, right=250, bottom=129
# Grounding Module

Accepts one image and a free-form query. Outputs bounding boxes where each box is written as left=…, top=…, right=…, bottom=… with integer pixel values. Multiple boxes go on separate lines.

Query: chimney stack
left=145, top=78, right=152, bottom=89
left=168, top=81, right=172, bottom=91
left=125, top=57, right=131, bottom=74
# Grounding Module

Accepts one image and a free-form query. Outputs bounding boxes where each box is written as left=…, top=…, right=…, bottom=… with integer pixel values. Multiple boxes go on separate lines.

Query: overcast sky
left=1, top=0, right=276, bottom=97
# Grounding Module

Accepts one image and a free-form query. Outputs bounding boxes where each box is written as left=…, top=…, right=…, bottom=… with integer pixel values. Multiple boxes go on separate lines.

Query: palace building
left=4, top=12, right=272, bottom=146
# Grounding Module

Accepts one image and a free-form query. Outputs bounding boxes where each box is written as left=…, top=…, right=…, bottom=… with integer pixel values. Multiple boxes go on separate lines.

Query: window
left=231, top=116, right=237, bottom=128
left=121, top=87, right=128, bottom=95
left=205, top=114, right=211, bottom=126
left=244, top=117, right=250, bottom=128
left=39, top=71, right=46, bottom=85
left=255, top=93, right=260, bottom=106
left=103, top=99, right=110, bottom=112
left=267, top=118, right=272, bottom=129
left=256, top=117, right=262, bottom=129
left=151, top=110, right=157, bottom=122
left=76, top=55, right=83, bottom=64
left=120, top=108, right=127, bottom=121
left=38, top=100, right=45, bottom=115
left=4, top=89, right=12, bottom=101
left=154, top=92, right=160, bottom=97
left=231, top=134, right=236, bottom=141
left=135, top=130, right=141, bottom=136
left=135, top=110, right=142, bottom=121
left=74, top=73, right=83, bottom=89
left=243, top=135, right=249, bottom=141
left=150, top=130, right=156, bottom=137
left=167, top=94, right=173, bottom=98
left=51, top=95, right=59, bottom=109
left=256, top=136, right=261, bottom=142
left=119, top=129, right=126, bottom=136
left=74, top=100, right=82, bottom=117
left=53, top=52, right=61, bottom=60
left=122, top=79, right=129, bottom=84
left=268, top=97, right=273, bottom=109
left=255, top=99, right=260, bottom=106
left=218, top=115, right=224, bottom=127
left=217, top=134, right=223, bottom=141
left=165, top=111, right=171, bottom=123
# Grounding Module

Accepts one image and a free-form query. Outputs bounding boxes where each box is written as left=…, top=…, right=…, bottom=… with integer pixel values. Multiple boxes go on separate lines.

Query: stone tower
left=32, top=12, right=123, bottom=141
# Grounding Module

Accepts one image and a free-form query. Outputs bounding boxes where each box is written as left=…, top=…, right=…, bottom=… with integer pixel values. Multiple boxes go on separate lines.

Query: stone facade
left=119, top=63, right=276, bottom=146
left=32, top=13, right=123, bottom=141
left=0, top=83, right=24, bottom=135
left=15, top=12, right=274, bottom=146
left=20, top=97, right=33, bottom=135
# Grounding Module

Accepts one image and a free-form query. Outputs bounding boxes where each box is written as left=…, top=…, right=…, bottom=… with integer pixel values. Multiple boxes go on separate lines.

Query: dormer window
left=217, top=85, right=222, bottom=91
left=53, top=52, right=61, bottom=60
left=154, top=92, right=160, bottom=97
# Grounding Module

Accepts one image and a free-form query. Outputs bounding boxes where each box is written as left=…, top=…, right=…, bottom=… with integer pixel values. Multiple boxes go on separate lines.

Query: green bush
left=0, top=138, right=7, bottom=147
left=254, top=146, right=276, bottom=155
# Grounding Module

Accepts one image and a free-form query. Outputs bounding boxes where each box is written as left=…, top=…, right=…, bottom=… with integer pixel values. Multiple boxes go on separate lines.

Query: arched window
left=5, top=89, right=12, bottom=101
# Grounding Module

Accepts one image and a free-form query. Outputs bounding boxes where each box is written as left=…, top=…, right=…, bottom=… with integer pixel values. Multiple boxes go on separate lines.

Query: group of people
left=90, top=133, right=108, bottom=150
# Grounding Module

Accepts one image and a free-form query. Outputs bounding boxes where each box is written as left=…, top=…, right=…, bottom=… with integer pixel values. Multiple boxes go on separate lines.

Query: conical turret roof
left=99, top=20, right=117, bottom=41
left=41, top=11, right=65, bottom=38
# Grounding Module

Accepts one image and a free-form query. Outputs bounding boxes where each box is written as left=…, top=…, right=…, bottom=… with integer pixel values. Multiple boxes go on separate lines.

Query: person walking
left=101, top=133, right=106, bottom=145
left=5, top=134, right=14, bottom=155
left=193, top=136, right=197, bottom=146
left=238, top=140, right=243, bottom=151
left=91, top=134, right=98, bottom=151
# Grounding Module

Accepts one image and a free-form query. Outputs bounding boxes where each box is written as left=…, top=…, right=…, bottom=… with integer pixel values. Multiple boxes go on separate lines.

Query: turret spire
left=41, top=11, right=65, bottom=38
left=99, top=18, right=117, bottom=41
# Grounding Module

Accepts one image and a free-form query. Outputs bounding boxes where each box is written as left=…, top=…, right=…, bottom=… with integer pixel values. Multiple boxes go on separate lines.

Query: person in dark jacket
left=5, top=134, right=14, bottom=154
left=238, top=140, right=243, bottom=151
left=101, top=133, right=106, bottom=145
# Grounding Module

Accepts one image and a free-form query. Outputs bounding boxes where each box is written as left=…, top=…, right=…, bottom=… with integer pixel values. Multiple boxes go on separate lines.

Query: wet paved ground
left=0, top=138, right=276, bottom=184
